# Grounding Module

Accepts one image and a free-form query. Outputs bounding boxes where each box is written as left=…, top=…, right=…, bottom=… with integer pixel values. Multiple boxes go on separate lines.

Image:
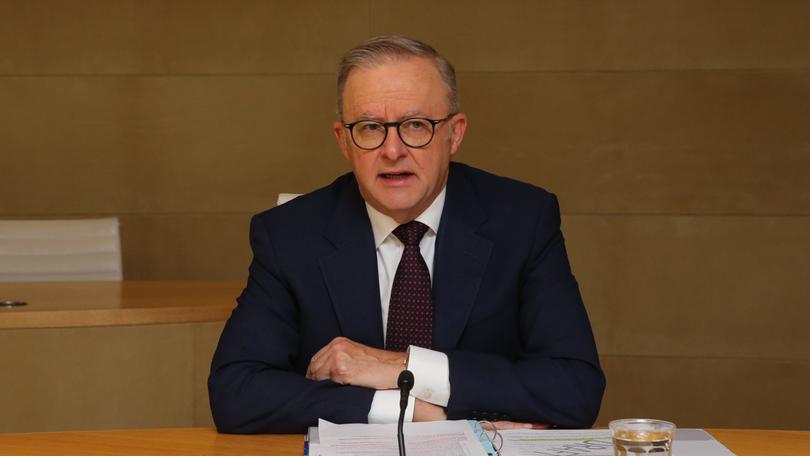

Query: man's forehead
left=346, top=57, right=440, bottom=86
left=342, top=57, right=447, bottom=116
left=353, top=109, right=431, bottom=121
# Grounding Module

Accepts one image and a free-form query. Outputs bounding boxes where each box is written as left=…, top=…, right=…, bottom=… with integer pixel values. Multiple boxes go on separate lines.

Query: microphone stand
left=397, top=370, right=414, bottom=456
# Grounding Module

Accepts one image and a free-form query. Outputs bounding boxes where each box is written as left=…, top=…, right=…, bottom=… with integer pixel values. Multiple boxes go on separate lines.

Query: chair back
left=0, top=218, right=122, bottom=282
left=276, top=193, right=301, bottom=206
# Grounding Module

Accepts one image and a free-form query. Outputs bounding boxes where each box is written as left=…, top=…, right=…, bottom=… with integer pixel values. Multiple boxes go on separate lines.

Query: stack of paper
left=305, top=422, right=735, bottom=456
left=306, top=419, right=491, bottom=456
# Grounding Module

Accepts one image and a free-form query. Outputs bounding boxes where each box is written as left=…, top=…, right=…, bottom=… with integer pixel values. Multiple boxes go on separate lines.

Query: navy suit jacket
left=209, top=162, right=605, bottom=433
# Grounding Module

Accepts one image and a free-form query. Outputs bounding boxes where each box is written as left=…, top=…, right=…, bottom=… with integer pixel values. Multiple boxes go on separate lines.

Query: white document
left=498, top=428, right=735, bottom=456
left=311, top=419, right=488, bottom=456
left=498, top=429, right=613, bottom=456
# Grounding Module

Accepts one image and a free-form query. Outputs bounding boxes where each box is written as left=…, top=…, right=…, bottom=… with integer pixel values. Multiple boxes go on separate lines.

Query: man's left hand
left=481, top=421, right=550, bottom=430
left=306, top=337, right=406, bottom=390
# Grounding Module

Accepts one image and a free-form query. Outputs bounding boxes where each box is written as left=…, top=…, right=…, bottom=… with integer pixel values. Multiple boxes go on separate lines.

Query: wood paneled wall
left=1, top=1, right=808, bottom=431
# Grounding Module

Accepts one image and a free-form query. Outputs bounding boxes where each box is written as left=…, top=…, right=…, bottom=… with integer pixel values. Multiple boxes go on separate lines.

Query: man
left=209, top=35, right=605, bottom=434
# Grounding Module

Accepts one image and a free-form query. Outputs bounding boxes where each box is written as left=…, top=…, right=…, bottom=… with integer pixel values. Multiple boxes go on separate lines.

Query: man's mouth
left=379, top=172, right=414, bottom=180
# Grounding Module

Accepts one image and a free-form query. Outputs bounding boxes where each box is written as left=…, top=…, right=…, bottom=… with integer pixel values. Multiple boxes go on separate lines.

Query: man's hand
left=413, top=399, right=447, bottom=422
left=306, top=337, right=406, bottom=390
left=481, top=421, right=550, bottom=430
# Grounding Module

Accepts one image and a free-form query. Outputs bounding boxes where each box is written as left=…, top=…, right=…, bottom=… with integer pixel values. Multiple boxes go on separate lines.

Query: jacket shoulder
left=450, top=162, right=555, bottom=212
left=252, top=172, right=355, bottom=235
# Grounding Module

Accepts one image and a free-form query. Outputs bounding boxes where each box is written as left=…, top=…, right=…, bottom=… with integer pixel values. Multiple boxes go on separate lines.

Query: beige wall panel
left=0, top=324, right=194, bottom=433
left=120, top=214, right=253, bottom=280
left=3, top=70, right=808, bottom=217
left=0, top=0, right=367, bottom=75
left=564, top=214, right=810, bottom=360
left=371, top=0, right=810, bottom=71
left=457, top=71, right=810, bottom=214
left=0, top=75, right=348, bottom=215
left=596, top=355, right=810, bottom=430
left=192, top=322, right=225, bottom=427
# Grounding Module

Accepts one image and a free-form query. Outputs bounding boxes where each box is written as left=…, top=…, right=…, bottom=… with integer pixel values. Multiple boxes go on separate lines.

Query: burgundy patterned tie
left=385, top=221, right=433, bottom=352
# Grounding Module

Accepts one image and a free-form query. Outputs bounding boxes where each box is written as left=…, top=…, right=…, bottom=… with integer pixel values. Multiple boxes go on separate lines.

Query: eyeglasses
left=343, top=113, right=456, bottom=150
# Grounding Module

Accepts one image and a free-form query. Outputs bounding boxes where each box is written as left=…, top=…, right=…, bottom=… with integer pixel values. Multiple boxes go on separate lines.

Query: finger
left=328, top=351, right=354, bottom=384
left=307, top=359, right=333, bottom=381
left=491, top=421, right=549, bottom=430
left=308, top=337, right=366, bottom=382
left=491, top=421, right=534, bottom=430
left=307, top=346, right=336, bottom=380
left=308, top=340, right=334, bottom=367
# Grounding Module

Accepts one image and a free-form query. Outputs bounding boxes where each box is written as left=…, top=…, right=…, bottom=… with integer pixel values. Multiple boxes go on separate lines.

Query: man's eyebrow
left=355, top=110, right=428, bottom=121
left=355, top=113, right=382, bottom=121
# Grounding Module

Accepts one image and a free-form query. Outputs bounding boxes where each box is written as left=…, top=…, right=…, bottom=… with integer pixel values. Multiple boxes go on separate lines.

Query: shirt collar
left=365, top=187, right=446, bottom=249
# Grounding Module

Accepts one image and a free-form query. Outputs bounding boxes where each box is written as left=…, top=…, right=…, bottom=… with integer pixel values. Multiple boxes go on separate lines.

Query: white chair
left=277, top=193, right=302, bottom=206
left=0, top=218, right=122, bottom=282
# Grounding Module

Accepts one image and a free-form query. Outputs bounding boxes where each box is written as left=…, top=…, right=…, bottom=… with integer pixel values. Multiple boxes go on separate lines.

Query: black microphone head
left=398, top=369, right=414, bottom=392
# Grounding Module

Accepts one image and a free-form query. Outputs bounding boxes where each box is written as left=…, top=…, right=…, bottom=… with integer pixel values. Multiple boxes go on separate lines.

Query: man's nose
left=379, top=125, right=408, bottom=160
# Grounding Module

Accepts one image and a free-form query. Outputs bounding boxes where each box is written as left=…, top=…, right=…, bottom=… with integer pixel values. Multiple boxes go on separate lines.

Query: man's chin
left=371, top=197, right=424, bottom=222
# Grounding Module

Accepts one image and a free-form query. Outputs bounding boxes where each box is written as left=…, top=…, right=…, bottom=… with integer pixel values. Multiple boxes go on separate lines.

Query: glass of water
left=609, top=418, right=676, bottom=455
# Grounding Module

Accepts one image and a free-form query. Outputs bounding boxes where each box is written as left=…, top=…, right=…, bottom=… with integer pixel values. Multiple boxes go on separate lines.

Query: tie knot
left=393, top=221, right=429, bottom=246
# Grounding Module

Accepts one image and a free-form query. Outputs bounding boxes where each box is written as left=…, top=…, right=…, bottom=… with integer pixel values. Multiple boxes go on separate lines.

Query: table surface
left=0, top=280, right=242, bottom=329
left=0, top=427, right=808, bottom=456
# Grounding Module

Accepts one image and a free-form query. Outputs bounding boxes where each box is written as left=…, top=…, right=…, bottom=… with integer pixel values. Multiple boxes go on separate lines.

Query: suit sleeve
left=444, top=194, right=605, bottom=428
left=208, top=215, right=374, bottom=434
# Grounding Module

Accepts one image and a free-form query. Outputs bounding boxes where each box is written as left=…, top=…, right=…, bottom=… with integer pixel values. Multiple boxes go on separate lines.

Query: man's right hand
left=306, top=336, right=406, bottom=390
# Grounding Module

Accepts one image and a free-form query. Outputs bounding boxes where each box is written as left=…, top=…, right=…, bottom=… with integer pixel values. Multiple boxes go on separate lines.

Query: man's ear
left=333, top=121, right=350, bottom=161
left=448, top=113, right=468, bottom=156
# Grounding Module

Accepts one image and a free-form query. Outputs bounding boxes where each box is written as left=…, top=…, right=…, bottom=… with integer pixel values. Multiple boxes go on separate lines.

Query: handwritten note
left=498, top=429, right=613, bottom=456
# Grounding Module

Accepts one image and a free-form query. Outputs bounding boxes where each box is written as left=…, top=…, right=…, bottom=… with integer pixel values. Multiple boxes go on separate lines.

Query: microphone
left=397, top=370, right=414, bottom=456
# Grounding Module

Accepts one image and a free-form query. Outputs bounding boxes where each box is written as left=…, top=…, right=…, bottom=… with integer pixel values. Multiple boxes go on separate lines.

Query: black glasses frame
left=343, top=113, right=456, bottom=150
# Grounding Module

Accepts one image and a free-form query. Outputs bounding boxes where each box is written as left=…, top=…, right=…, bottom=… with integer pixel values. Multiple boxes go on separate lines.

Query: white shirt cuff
left=407, top=345, right=451, bottom=407
left=367, top=389, right=415, bottom=424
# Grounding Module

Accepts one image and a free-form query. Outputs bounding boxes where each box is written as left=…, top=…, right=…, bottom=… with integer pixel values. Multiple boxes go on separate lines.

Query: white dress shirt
left=365, top=188, right=452, bottom=424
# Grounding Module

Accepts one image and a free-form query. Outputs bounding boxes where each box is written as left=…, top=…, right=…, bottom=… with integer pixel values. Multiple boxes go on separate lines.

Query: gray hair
left=336, top=35, right=459, bottom=118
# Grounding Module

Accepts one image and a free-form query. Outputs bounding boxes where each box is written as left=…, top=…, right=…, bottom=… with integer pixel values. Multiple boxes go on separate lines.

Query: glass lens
left=398, top=118, right=434, bottom=147
left=351, top=121, right=387, bottom=149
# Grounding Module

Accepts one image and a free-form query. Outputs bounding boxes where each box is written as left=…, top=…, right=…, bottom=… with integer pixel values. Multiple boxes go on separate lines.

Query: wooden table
left=0, top=427, right=808, bottom=455
left=0, top=280, right=242, bottom=329
left=0, top=281, right=243, bottom=434
left=709, top=428, right=810, bottom=455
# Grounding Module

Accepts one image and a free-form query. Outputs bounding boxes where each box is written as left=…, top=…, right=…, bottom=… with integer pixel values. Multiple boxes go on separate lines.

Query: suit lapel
left=432, top=165, right=493, bottom=350
left=318, top=177, right=385, bottom=349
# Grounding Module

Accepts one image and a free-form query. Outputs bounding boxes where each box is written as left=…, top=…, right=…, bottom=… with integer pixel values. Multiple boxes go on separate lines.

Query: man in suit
left=209, top=35, right=605, bottom=434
